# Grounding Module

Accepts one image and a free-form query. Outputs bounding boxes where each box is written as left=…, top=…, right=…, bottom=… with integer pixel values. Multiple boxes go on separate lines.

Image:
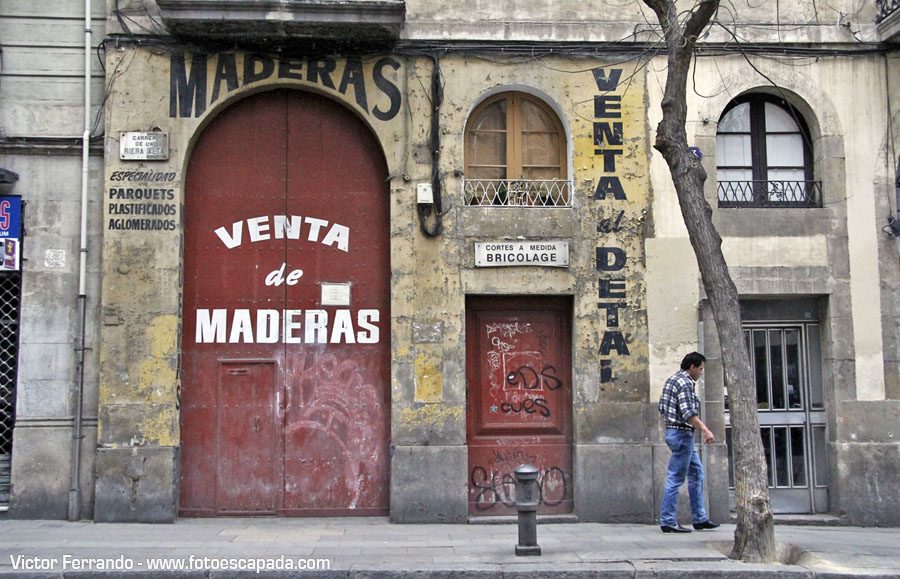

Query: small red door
left=216, top=361, right=279, bottom=514
left=466, top=296, right=573, bottom=515
left=181, top=90, right=390, bottom=516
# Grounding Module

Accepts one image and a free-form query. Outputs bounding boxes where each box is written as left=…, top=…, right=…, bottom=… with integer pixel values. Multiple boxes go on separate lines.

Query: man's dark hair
left=680, top=351, right=706, bottom=371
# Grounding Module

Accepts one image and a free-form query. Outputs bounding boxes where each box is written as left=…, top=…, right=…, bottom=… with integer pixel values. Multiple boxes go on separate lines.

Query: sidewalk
left=0, top=516, right=898, bottom=578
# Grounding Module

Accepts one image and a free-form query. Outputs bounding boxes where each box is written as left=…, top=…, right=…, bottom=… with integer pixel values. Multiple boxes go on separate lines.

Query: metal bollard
left=513, top=464, right=541, bottom=556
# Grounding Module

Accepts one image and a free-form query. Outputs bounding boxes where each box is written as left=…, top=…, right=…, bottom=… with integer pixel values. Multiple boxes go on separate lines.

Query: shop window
left=716, top=94, right=820, bottom=207
left=463, top=92, right=570, bottom=207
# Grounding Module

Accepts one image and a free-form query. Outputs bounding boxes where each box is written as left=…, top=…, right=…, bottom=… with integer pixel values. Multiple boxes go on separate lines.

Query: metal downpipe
left=68, top=0, right=92, bottom=522
left=698, top=299, right=710, bottom=516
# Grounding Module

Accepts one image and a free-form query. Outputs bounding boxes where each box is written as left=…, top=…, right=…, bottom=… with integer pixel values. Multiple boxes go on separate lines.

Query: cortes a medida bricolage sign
left=475, top=241, right=569, bottom=267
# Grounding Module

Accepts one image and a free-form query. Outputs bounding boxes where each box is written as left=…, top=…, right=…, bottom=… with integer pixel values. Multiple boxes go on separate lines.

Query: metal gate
left=465, top=296, right=573, bottom=516
left=181, top=90, right=391, bottom=516
left=0, top=271, right=21, bottom=507
left=725, top=323, right=828, bottom=513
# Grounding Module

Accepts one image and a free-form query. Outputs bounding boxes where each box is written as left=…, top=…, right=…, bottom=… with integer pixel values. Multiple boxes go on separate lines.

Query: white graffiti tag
left=486, top=322, right=532, bottom=340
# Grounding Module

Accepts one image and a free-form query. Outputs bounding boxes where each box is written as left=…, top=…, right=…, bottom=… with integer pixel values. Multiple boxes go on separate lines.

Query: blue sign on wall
left=0, top=196, right=22, bottom=271
left=0, top=196, right=22, bottom=239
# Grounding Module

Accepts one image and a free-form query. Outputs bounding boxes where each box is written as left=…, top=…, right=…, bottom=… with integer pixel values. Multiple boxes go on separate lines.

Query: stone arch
left=694, top=66, right=845, bottom=208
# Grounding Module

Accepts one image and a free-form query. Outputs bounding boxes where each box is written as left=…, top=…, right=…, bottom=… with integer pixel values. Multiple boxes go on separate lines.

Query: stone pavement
left=0, top=516, right=898, bottom=578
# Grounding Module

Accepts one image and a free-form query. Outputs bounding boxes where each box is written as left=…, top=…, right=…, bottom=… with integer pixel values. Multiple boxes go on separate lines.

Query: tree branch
left=643, top=0, right=718, bottom=56
left=684, top=0, right=719, bottom=43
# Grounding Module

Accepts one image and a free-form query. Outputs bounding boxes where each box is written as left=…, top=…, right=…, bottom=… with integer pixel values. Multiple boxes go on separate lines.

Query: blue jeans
left=659, top=428, right=708, bottom=527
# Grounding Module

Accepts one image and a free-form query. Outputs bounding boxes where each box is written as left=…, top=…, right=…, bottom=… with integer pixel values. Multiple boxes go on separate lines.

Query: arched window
left=716, top=95, right=819, bottom=207
left=464, top=92, right=569, bottom=206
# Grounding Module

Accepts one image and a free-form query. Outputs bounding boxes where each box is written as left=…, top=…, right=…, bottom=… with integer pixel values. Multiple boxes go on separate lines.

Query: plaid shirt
left=657, top=369, right=699, bottom=431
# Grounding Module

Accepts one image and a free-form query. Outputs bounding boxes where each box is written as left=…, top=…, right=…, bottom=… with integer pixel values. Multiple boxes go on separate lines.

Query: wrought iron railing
left=463, top=179, right=573, bottom=207
left=717, top=180, right=822, bottom=208
left=877, top=0, right=900, bottom=23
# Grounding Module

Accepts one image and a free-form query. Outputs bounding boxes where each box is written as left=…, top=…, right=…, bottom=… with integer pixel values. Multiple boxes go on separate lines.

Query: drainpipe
left=887, top=154, right=900, bottom=255
left=697, top=299, right=709, bottom=514
left=886, top=55, right=900, bottom=247
left=893, top=155, right=900, bottom=236
left=68, top=0, right=92, bottom=521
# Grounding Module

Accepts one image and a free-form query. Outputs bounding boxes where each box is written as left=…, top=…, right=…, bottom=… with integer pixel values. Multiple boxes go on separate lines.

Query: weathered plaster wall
left=0, top=0, right=894, bottom=529
left=408, top=54, right=655, bottom=523
left=96, top=47, right=660, bottom=522
left=401, top=0, right=877, bottom=44
left=86, top=3, right=900, bottom=526
left=96, top=49, right=411, bottom=521
left=105, top=0, right=878, bottom=46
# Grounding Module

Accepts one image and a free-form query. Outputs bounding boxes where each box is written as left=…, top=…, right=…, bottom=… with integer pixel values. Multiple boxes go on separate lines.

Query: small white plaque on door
left=321, top=283, right=351, bottom=306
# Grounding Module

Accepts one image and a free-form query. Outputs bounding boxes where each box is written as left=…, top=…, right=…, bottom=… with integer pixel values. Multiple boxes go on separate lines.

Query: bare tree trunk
left=641, top=0, right=776, bottom=562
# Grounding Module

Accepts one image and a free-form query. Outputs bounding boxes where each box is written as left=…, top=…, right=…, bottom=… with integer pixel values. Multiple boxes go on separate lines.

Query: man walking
left=657, top=351, right=719, bottom=533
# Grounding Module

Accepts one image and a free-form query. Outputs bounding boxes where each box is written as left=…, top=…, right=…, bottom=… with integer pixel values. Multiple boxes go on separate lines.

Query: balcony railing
left=463, top=179, right=573, bottom=207
left=717, top=180, right=822, bottom=208
left=877, top=0, right=900, bottom=23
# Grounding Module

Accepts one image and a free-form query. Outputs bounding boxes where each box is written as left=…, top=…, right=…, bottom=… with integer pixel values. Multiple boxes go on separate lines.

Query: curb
left=1, top=563, right=899, bottom=579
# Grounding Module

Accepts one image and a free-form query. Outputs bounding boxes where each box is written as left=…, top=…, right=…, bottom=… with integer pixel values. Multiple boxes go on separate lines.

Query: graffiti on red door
left=283, top=350, right=387, bottom=511
left=466, top=299, right=573, bottom=515
left=483, top=322, right=559, bottom=425
left=470, top=448, right=568, bottom=511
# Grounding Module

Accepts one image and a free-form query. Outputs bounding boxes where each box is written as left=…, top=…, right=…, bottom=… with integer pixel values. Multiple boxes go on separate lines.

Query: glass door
left=725, top=323, right=828, bottom=513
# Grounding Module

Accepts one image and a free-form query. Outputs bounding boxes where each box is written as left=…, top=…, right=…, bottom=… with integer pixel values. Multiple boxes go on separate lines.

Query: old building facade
left=1, top=0, right=899, bottom=526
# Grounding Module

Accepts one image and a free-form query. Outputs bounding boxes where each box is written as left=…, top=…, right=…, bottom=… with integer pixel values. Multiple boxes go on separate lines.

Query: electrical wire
left=92, top=46, right=133, bottom=138
left=417, top=53, right=444, bottom=238
left=888, top=55, right=897, bottom=180
left=710, top=22, right=820, bottom=164
left=90, top=0, right=900, bottom=228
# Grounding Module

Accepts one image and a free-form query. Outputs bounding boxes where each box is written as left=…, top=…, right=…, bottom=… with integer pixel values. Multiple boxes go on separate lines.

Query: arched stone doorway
left=180, top=89, right=390, bottom=516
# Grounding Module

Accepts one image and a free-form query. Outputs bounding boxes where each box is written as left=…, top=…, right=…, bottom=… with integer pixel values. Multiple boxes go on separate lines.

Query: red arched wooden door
left=181, top=90, right=390, bottom=516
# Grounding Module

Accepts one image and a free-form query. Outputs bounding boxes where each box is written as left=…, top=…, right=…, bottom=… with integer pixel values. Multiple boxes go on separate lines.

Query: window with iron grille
left=0, top=271, right=21, bottom=506
left=876, top=0, right=900, bottom=23
left=716, top=94, right=821, bottom=208
left=463, top=92, right=571, bottom=207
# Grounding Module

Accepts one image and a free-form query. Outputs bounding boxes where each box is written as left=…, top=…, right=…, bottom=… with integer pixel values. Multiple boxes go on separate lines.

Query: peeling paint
left=398, top=404, right=463, bottom=428
left=137, top=405, right=179, bottom=447
left=414, top=349, right=443, bottom=403
left=133, top=316, right=178, bottom=403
